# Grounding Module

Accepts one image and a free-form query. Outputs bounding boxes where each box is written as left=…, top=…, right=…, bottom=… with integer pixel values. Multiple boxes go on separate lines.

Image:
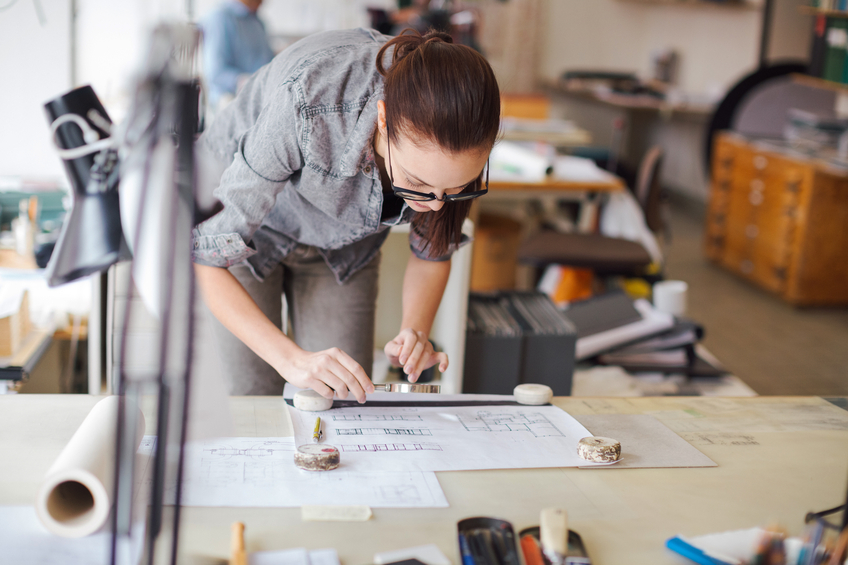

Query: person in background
left=200, top=0, right=275, bottom=111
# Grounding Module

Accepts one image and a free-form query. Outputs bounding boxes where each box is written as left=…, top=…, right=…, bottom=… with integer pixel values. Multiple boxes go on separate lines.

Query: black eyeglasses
left=386, top=138, right=488, bottom=202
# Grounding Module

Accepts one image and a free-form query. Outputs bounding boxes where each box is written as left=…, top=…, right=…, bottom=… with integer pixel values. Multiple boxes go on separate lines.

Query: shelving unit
left=615, top=0, right=762, bottom=7
left=792, top=72, right=848, bottom=92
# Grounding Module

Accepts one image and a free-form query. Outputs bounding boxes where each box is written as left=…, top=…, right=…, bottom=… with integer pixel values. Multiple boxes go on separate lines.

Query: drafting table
left=0, top=394, right=846, bottom=564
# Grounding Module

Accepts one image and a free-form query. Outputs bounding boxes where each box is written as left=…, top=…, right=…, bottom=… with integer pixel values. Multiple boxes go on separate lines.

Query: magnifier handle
left=373, top=384, right=391, bottom=391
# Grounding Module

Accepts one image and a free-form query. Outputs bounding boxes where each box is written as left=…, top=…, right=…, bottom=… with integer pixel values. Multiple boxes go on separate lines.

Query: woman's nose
left=428, top=199, right=445, bottom=212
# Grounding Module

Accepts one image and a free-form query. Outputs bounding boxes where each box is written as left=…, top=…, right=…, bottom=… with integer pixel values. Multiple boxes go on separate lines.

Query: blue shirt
left=200, top=0, right=275, bottom=106
left=192, top=29, right=468, bottom=285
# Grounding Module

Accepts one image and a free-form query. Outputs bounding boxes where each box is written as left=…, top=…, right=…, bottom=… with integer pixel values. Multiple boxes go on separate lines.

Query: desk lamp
left=44, top=24, right=210, bottom=565
left=43, top=85, right=131, bottom=286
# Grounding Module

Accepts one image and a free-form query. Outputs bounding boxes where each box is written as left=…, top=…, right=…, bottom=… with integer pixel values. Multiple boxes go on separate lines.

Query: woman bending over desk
left=192, top=28, right=501, bottom=400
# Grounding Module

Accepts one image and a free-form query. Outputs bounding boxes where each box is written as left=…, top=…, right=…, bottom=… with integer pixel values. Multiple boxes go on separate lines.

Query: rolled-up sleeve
left=408, top=222, right=471, bottom=262
left=192, top=81, right=304, bottom=267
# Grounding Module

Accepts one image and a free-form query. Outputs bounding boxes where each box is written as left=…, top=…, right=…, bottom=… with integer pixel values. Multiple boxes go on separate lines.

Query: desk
left=1, top=394, right=846, bottom=564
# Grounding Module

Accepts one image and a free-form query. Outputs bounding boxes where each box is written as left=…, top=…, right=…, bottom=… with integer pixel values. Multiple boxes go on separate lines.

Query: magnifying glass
left=373, top=383, right=440, bottom=394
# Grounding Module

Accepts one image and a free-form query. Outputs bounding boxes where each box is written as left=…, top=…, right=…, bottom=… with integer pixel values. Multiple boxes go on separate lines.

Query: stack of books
left=808, top=5, right=848, bottom=85
left=559, top=290, right=724, bottom=376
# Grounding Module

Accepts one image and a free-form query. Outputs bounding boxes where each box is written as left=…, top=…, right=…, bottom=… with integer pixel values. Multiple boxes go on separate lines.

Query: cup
left=652, top=280, right=688, bottom=317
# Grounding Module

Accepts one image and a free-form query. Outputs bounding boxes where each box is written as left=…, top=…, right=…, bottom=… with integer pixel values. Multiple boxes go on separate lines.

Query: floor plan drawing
left=288, top=404, right=599, bottom=472
left=335, top=427, right=432, bottom=436
left=201, top=439, right=296, bottom=459
left=332, top=414, right=423, bottom=422
left=457, top=411, right=565, bottom=438
left=339, top=443, right=442, bottom=452
left=151, top=436, right=448, bottom=508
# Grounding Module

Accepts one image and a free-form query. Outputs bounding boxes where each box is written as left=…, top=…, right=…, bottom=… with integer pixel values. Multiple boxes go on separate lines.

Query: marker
left=458, top=532, right=476, bottom=565
left=312, top=417, right=322, bottom=443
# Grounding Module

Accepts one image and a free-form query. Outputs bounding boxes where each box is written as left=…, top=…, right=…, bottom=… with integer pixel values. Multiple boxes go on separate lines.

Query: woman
left=193, top=27, right=500, bottom=402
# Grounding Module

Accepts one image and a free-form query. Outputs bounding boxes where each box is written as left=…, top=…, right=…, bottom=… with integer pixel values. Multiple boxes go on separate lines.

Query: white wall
left=0, top=0, right=72, bottom=181
left=539, top=0, right=766, bottom=96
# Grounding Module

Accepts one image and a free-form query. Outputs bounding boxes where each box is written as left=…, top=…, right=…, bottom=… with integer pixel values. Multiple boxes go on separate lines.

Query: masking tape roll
left=577, top=436, right=621, bottom=463
left=294, top=444, right=340, bottom=471
left=513, top=383, right=554, bottom=405
left=293, top=389, right=333, bottom=412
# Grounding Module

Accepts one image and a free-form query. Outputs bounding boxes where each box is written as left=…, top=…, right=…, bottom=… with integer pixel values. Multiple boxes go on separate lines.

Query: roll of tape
left=294, top=444, right=340, bottom=471
left=513, top=383, right=554, bottom=405
left=293, top=389, right=333, bottom=412
left=577, top=436, right=621, bottom=463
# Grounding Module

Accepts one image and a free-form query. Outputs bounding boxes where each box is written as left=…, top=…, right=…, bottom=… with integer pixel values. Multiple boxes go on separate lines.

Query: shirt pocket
left=191, top=232, right=257, bottom=267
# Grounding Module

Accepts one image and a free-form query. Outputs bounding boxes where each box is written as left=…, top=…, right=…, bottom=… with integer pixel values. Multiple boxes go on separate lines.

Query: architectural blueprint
left=149, top=436, right=447, bottom=508
left=289, top=405, right=598, bottom=472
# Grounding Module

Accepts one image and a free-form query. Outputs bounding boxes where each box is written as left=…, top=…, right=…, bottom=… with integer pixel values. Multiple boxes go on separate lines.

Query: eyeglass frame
left=385, top=133, right=489, bottom=203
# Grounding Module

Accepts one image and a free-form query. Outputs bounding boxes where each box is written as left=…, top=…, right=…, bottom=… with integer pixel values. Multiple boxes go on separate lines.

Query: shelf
left=799, top=5, right=848, bottom=18
left=793, top=73, right=848, bottom=93
left=615, top=0, right=762, bottom=9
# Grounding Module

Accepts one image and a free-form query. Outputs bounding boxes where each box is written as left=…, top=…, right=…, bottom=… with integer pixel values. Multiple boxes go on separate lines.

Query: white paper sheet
left=289, top=404, right=600, bottom=471
left=250, top=547, right=340, bottom=565
left=0, top=506, right=144, bottom=565
left=161, top=437, right=448, bottom=508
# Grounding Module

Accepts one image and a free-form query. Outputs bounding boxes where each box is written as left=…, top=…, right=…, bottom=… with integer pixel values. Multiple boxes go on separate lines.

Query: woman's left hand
left=384, top=328, right=448, bottom=383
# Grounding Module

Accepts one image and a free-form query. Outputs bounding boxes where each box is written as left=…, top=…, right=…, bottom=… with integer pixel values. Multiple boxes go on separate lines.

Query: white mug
left=653, top=280, right=688, bottom=317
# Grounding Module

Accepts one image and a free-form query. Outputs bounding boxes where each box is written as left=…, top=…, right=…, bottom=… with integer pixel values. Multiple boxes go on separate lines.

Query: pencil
left=312, top=417, right=322, bottom=443
left=231, top=521, right=247, bottom=565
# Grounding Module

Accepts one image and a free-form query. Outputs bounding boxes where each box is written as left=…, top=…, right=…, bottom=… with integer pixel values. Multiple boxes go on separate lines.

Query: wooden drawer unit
left=705, top=132, right=848, bottom=306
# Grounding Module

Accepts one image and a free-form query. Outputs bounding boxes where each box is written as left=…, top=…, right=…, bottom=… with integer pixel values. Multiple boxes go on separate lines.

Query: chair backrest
left=634, top=146, right=664, bottom=234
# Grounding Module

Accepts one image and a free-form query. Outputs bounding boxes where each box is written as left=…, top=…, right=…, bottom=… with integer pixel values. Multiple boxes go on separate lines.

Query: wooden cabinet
left=705, top=132, right=848, bottom=306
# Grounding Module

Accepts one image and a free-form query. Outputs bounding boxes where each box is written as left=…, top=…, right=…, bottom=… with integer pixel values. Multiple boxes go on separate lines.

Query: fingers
left=384, top=339, right=403, bottom=366
left=334, top=348, right=375, bottom=401
left=405, top=339, right=427, bottom=382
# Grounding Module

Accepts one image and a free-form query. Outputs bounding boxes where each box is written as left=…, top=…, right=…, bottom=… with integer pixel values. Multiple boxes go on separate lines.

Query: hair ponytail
left=377, top=28, right=500, bottom=258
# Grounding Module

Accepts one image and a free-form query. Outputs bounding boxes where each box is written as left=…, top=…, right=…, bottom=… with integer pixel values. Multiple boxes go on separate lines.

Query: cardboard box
left=0, top=289, right=31, bottom=357
left=470, top=214, right=523, bottom=292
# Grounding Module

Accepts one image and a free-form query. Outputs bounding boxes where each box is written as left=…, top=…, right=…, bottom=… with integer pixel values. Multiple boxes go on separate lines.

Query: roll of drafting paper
left=36, top=396, right=145, bottom=538
left=490, top=141, right=553, bottom=182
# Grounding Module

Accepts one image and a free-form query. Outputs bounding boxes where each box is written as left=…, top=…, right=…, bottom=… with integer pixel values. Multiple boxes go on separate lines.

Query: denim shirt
left=199, top=0, right=275, bottom=106
left=192, top=28, right=468, bottom=284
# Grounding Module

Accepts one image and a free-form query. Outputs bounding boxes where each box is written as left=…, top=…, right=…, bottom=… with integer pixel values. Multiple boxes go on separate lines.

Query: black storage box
left=464, top=292, right=577, bottom=395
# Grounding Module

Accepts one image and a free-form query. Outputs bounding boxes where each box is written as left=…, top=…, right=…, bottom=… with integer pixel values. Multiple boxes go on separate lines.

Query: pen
left=459, top=532, right=476, bottom=565
left=312, top=417, right=322, bottom=443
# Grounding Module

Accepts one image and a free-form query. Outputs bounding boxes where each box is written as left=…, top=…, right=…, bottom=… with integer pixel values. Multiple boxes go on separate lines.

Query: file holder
left=464, top=292, right=577, bottom=396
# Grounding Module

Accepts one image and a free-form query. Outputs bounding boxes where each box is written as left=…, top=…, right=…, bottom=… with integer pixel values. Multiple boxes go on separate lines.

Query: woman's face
left=386, top=136, right=489, bottom=213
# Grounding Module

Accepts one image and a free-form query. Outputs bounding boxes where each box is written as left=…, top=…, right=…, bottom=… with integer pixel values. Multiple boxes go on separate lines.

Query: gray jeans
left=205, top=246, right=381, bottom=395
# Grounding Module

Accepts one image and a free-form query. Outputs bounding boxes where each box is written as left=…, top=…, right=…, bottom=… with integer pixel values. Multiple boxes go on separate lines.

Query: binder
left=824, top=18, right=848, bottom=83
left=809, top=14, right=828, bottom=79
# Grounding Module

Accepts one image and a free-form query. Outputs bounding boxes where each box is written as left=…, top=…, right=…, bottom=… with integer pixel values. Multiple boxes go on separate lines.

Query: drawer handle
left=750, top=179, right=764, bottom=191
left=746, top=225, right=759, bottom=239
left=754, top=156, right=768, bottom=170
left=740, top=260, right=754, bottom=274
left=749, top=191, right=764, bottom=206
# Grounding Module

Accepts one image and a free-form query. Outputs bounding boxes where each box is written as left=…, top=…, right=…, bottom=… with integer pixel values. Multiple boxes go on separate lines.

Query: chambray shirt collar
left=338, top=88, right=384, bottom=178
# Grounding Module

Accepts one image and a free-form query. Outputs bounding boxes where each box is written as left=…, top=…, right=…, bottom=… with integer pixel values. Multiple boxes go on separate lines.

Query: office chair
left=517, top=146, right=664, bottom=279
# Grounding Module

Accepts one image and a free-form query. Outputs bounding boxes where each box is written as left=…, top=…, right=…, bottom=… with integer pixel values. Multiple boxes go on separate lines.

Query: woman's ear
left=376, top=100, right=387, bottom=137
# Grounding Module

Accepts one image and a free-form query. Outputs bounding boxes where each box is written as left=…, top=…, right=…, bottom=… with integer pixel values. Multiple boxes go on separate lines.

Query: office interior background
left=0, top=0, right=846, bottom=397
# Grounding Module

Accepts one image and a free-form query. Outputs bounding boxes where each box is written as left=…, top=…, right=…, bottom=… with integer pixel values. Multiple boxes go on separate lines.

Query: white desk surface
left=2, top=394, right=847, bottom=564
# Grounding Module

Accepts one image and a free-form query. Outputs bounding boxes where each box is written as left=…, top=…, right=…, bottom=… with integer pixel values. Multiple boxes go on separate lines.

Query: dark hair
left=377, top=28, right=501, bottom=257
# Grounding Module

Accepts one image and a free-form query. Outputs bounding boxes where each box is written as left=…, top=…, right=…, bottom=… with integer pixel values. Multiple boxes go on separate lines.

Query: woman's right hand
left=277, top=346, right=375, bottom=404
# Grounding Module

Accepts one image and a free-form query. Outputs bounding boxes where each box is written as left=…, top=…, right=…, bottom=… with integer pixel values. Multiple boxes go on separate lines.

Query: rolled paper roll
left=293, top=389, right=334, bottom=412
left=36, top=396, right=145, bottom=538
left=577, top=436, right=621, bottom=463
left=294, top=444, right=340, bottom=471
